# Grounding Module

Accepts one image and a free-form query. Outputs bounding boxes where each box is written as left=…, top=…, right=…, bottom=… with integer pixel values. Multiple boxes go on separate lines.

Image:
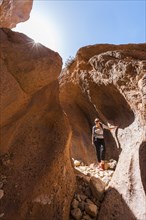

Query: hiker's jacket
left=92, top=124, right=109, bottom=139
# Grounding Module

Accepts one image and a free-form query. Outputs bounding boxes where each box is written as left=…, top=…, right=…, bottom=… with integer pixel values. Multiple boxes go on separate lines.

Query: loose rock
left=71, top=208, right=82, bottom=220
left=85, top=203, right=98, bottom=217
left=89, top=176, right=105, bottom=201
left=0, top=190, right=4, bottom=199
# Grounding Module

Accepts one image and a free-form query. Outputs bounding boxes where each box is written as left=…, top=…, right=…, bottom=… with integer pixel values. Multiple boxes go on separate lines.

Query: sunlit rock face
left=59, top=43, right=146, bottom=220
left=0, top=28, right=75, bottom=220
left=0, top=0, right=33, bottom=28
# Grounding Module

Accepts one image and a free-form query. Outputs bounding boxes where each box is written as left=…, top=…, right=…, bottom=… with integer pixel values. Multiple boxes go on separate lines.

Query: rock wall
left=59, top=43, right=146, bottom=220
left=0, top=29, right=75, bottom=220
left=0, top=0, right=33, bottom=28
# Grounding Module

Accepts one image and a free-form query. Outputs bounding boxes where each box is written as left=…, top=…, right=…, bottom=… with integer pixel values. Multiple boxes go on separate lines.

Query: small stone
left=80, top=194, right=87, bottom=201
left=0, top=213, right=4, bottom=218
left=0, top=182, right=3, bottom=189
left=85, top=187, right=92, bottom=198
left=94, top=199, right=101, bottom=207
left=89, top=176, right=105, bottom=201
left=82, top=214, right=93, bottom=220
left=76, top=194, right=82, bottom=202
left=85, top=203, right=98, bottom=217
left=0, top=190, right=4, bottom=199
left=71, top=208, right=82, bottom=220
left=102, top=176, right=110, bottom=185
left=107, top=170, right=114, bottom=177
left=72, top=199, right=79, bottom=209
left=108, top=160, right=117, bottom=170
left=85, top=198, right=94, bottom=204
left=74, top=160, right=81, bottom=167
left=79, top=185, right=82, bottom=190
left=3, top=159, right=11, bottom=166
left=87, top=172, right=91, bottom=177
left=78, top=201, right=85, bottom=211
left=98, top=172, right=104, bottom=177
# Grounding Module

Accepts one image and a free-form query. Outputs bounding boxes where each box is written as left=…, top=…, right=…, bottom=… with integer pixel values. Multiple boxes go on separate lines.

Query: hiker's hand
left=110, top=125, right=118, bottom=130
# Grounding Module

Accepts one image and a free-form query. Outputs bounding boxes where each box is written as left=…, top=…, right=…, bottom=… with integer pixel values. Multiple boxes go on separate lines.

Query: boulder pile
left=70, top=159, right=117, bottom=219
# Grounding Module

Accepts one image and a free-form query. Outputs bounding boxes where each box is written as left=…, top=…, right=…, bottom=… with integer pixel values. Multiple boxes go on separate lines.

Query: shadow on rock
left=98, top=187, right=137, bottom=220
left=139, top=141, right=146, bottom=194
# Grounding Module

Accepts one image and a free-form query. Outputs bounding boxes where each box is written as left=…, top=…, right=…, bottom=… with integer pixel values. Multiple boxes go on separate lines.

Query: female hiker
left=92, top=118, right=117, bottom=170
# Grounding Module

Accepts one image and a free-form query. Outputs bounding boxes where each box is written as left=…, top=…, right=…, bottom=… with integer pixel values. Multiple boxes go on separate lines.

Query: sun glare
left=13, top=12, right=62, bottom=52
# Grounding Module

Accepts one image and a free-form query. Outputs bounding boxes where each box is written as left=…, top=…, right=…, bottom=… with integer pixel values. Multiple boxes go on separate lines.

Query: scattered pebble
left=70, top=159, right=117, bottom=219
left=0, top=213, right=4, bottom=218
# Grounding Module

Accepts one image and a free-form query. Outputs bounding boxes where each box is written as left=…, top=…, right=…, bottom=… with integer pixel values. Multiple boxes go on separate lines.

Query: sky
left=13, top=0, right=146, bottom=65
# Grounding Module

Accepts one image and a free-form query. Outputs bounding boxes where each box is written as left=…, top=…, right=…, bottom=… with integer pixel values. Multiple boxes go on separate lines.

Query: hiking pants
left=94, top=138, right=105, bottom=162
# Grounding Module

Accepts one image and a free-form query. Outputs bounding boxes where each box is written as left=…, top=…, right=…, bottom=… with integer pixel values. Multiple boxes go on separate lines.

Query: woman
left=92, top=118, right=116, bottom=170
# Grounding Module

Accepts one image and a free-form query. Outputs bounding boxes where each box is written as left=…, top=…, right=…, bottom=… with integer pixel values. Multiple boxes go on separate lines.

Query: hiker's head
left=95, top=118, right=100, bottom=124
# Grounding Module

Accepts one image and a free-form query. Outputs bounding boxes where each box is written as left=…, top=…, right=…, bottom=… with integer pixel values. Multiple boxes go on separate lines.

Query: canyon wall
left=0, top=29, right=75, bottom=220
left=0, top=0, right=33, bottom=28
left=60, top=43, right=146, bottom=220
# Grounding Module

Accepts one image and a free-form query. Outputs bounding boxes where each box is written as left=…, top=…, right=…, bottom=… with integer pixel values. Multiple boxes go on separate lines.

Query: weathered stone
left=74, top=160, right=81, bottom=167
left=85, top=198, right=94, bottom=204
left=82, top=214, right=93, bottom=220
left=80, top=194, right=87, bottom=201
left=78, top=201, right=85, bottom=211
left=71, top=208, right=82, bottom=220
left=72, top=199, right=79, bottom=209
left=85, top=203, right=98, bottom=217
left=89, top=177, right=105, bottom=201
left=0, top=190, right=4, bottom=199
left=108, top=159, right=117, bottom=170
left=0, top=28, right=75, bottom=220
left=0, top=213, right=4, bottom=218
left=0, top=0, right=33, bottom=28
left=60, top=43, right=146, bottom=220
left=102, top=176, right=110, bottom=185
left=76, top=194, right=82, bottom=202
left=84, top=187, right=92, bottom=198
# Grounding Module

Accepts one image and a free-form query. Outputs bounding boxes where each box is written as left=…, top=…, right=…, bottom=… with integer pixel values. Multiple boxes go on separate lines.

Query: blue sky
left=13, top=0, right=146, bottom=65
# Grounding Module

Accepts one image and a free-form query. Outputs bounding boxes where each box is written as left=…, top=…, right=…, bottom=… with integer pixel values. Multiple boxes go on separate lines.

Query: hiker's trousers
left=94, top=138, right=105, bottom=162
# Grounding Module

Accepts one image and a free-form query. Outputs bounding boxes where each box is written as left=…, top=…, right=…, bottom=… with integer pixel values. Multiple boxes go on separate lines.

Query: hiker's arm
left=103, top=124, right=117, bottom=130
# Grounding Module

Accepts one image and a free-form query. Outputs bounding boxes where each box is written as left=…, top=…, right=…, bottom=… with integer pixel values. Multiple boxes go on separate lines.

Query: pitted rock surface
left=0, top=0, right=33, bottom=28
left=0, top=28, right=75, bottom=220
left=60, top=43, right=146, bottom=220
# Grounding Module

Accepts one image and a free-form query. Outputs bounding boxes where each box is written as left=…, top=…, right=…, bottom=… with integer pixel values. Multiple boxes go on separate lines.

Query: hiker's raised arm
left=103, top=123, right=117, bottom=130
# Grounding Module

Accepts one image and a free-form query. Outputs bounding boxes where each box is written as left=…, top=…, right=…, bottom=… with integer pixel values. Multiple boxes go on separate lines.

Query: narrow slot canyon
left=0, top=1, right=146, bottom=220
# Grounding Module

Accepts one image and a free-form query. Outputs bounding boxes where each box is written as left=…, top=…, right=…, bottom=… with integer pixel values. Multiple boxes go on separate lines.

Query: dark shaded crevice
left=88, top=82, right=135, bottom=128
left=75, top=102, right=94, bottom=132
left=104, top=130, right=121, bottom=161
left=139, top=141, right=146, bottom=194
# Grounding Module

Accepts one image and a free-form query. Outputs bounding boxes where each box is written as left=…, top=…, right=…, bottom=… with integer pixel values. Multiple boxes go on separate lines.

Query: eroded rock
left=89, top=177, right=105, bottom=201
left=60, top=43, right=146, bottom=220
left=0, top=0, right=33, bottom=28
left=85, top=203, right=98, bottom=217
left=0, top=28, right=75, bottom=220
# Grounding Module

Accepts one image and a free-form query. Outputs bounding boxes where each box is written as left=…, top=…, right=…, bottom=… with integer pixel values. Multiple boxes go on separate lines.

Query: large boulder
left=0, top=0, right=33, bottom=28
left=59, top=43, right=146, bottom=220
left=0, top=28, right=75, bottom=220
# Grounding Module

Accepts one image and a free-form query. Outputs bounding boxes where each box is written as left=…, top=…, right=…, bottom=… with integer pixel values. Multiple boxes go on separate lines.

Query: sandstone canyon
left=60, top=44, right=146, bottom=220
left=0, top=1, right=146, bottom=220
